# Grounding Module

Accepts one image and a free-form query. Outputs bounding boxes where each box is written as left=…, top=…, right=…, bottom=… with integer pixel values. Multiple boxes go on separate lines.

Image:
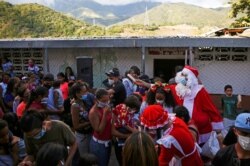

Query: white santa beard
left=186, top=75, right=198, bottom=90
left=176, top=83, right=191, bottom=98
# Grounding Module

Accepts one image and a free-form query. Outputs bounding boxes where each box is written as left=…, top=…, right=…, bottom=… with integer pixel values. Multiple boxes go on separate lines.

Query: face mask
left=179, top=77, right=187, bottom=86
left=156, top=99, right=164, bottom=105
left=33, top=128, right=46, bottom=140
left=108, top=79, right=114, bottom=85
left=238, top=135, right=250, bottom=151
left=41, top=97, right=48, bottom=104
left=81, top=94, right=88, bottom=100
left=97, top=101, right=109, bottom=108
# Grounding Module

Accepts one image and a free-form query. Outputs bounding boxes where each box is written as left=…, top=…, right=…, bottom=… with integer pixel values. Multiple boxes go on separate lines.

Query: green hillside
left=0, top=1, right=105, bottom=38
left=120, top=3, right=234, bottom=28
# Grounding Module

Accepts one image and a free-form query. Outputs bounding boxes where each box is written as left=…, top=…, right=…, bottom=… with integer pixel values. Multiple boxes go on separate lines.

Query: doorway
left=153, top=59, right=185, bottom=83
left=76, top=57, right=93, bottom=88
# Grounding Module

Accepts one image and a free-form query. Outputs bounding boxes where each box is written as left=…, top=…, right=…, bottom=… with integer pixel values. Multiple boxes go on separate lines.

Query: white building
left=0, top=37, right=250, bottom=95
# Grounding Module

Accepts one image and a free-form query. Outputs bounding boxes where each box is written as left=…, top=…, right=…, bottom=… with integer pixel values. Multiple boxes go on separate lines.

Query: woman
left=16, top=86, right=30, bottom=119
left=89, top=88, right=112, bottom=166
left=65, top=66, right=75, bottom=81
left=3, top=77, right=20, bottom=112
left=71, top=82, right=92, bottom=156
left=140, top=105, right=203, bottom=166
left=25, top=86, right=48, bottom=112
left=36, top=142, right=68, bottom=166
left=123, top=131, right=158, bottom=166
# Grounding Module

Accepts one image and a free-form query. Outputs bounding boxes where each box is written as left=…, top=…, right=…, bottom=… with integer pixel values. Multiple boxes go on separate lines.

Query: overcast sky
left=7, top=0, right=230, bottom=8
left=94, top=0, right=230, bottom=8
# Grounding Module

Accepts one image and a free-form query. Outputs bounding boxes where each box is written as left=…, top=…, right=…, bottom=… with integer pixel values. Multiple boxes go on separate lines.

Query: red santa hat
left=182, top=65, right=199, bottom=77
left=140, top=105, right=169, bottom=129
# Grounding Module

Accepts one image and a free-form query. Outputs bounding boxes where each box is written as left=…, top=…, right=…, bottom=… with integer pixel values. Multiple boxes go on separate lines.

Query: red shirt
left=29, top=101, right=45, bottom=111
left=113, top=104, right=134, bottom=128
left=93, top=107, right=112, bottom=141
left=60, top=82, right=69, bottom=100
left=17, top=101, right=27, bottom=118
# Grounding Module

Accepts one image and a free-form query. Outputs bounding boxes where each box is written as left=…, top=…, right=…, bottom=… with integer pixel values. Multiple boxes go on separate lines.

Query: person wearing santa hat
left=174, top=65, right=224, bottom=145
left=140, top=105, right=203, bottom=166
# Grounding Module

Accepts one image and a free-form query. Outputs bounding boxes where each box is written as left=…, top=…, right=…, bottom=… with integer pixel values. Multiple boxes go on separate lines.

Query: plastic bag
left=201, top=131, right=220, bottom=159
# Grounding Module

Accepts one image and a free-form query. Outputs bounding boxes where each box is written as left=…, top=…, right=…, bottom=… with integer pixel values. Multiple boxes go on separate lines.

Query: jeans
left=75, top=132, right=91, bottom=157
left=89, top=137, right=111, bottom=166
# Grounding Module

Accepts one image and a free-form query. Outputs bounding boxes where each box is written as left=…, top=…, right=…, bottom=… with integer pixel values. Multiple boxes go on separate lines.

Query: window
left=215, top=54, right=230, bottom=61
left=198, top=54, right=213, bottom=61
left=232, top=55, right=247, bottom=61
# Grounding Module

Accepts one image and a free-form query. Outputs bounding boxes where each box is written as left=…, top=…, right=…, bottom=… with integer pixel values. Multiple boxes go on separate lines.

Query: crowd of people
left=0, top=58, right=250, bottom=166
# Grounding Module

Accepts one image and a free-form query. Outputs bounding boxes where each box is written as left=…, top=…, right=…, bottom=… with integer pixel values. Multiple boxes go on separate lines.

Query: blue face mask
left=81, top=94, right=88, bottom=100
left=33, top=128, right=46, bottom=140
left=180, top=77, right=187, bottom=86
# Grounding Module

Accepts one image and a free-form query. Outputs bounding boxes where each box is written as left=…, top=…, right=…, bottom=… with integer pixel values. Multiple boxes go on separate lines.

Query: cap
left=43, top=73, right=54, bottom=81
left=105, top=68, right=120, bottom=77
left=183, top=65, right=199, bottom=77
left=235, top=113, right=250, bottom=133
left=140, top=105, right=169, bottom=129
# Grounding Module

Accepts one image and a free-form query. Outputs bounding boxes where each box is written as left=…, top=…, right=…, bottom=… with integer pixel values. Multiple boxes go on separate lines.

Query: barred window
left=215, top=54, right=230, bottom=61
left=198, top=54, right=213, bottom=61
left=232, top=55, right=247, bottom=61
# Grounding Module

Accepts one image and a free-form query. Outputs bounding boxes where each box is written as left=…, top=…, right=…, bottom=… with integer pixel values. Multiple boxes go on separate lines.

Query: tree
left=229, top=0, right=250, bottom=27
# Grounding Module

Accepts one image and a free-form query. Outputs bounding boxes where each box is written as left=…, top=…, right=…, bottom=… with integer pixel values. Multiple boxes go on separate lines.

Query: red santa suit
left=174, top=65, right=224, bottom=144
left=157, top=118, right=203, bottom=166
left=140, top=105, right=203, bottom=166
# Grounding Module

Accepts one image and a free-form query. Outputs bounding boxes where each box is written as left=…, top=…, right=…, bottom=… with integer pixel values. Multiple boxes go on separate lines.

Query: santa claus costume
left=174, top=65, right=224, bottom=144
left=140, top=105, right=203, bottom=166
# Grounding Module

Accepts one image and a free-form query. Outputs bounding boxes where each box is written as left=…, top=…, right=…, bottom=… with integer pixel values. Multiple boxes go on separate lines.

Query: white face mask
left=108, top=79, right=114, bottom=85
left=238, top=135, right=250, bottom=151
left=156, top=99, right=164, bottom=105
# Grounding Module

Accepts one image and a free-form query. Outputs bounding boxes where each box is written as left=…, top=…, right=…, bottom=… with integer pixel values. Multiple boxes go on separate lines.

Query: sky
left=6, top=0, right=230, bottom=8
left=94, top=0, right=230, bottom=8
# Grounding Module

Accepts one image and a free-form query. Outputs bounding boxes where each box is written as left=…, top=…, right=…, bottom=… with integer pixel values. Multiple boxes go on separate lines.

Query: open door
left=154, top=59, right=186, bottom=83
left=76, top=56, right=93, bottom=88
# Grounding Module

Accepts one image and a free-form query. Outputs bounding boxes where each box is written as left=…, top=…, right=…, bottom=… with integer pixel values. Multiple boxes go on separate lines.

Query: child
left=221, top=84, right=240, bottom=131
left=112, top=94, right=141, bottom=165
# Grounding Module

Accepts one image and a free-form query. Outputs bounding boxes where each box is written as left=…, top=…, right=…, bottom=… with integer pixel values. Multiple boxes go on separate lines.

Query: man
left=105, top=68, right=126, bottom=107
left=173, top=65, right=224, bottom=144
left=212, top=113, right=250, bottom=166
left=18, top=111, right=77, bottom=166
left=122, top=66, right=140, bottom=97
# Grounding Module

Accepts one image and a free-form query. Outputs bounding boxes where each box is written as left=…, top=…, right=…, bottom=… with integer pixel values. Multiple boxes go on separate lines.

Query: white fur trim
left=182, top=68, right=197, bottom=80
left=211, top=122, right=224, bottom=130
left=157, top=135, right=185, bottom=156
left=157, top=135, right=198, bottom=160
left=183, top=85, right=203, bottom=118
